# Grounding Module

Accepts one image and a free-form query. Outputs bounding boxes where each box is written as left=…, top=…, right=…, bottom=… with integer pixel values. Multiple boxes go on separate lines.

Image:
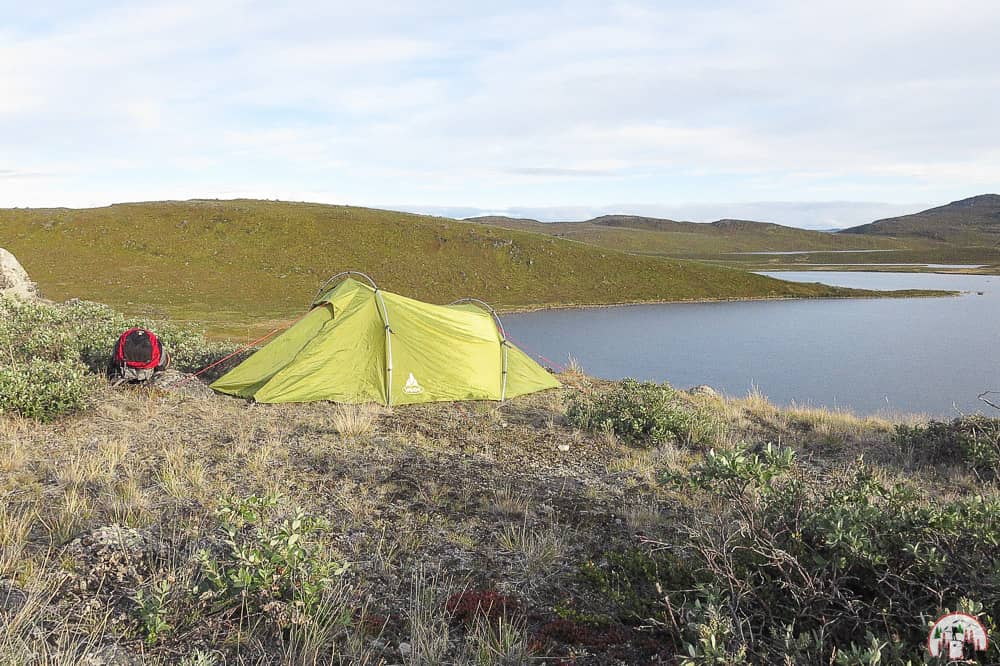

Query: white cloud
left=0, top=1, right=998, bottom=220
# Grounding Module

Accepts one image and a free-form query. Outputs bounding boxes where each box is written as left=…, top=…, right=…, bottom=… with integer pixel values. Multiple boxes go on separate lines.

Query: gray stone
left=0, top=248, right=39, bottom=300
left=150, top=369, right=216, bottom=398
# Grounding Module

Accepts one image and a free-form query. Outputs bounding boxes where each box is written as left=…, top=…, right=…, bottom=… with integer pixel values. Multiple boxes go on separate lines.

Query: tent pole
left=501, top=340, right=508, bottom=402
left=375, top=288, right=393, bottom=406
left=312, top=270, right=381, bottom=305
left=449, top=297, right=508, bottom=402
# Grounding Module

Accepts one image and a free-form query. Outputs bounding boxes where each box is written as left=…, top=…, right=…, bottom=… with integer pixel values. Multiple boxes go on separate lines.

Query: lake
left=503, top=271, right=1000, bottom=417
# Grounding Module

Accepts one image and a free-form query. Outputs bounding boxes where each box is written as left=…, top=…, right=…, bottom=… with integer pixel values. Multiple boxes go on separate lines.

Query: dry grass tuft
left=463, top=614, right=533, bottom=665
left=406, top=568, right=451, bottom=666
left=42, top=487, right=92, bottom=545
left=784, top=403, right=894, bottom=437
left=103, top=477, right=151, bottom=527
left=157, top=447, right=209, bottom=501
left=0, top=436, right=27, bottom=474
left=0, top=574, right=109, bottom=662
left=496, top=520, right=567, bottom=590
left=282, top=581, right=380, bottom=666
left=97, top=436, right=129, bottom=473
left=0, top=505, right=34, bottom=576
left=331, top=403, right=384, bottom=438
left=623, top=496, right=662, bottom=533
left=607, top=442, right=684, bottom=483
left=491, top=481, right=531, bottom=517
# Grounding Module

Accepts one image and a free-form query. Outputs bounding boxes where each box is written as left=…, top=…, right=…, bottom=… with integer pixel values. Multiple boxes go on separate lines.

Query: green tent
left=211, top=273, right=560, bottom=405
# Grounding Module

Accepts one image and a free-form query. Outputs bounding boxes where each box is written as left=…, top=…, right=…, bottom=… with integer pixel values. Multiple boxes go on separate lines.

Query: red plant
left=445, top=589, right=518, bottom=626
left=534, top=618, right=630, bottom=649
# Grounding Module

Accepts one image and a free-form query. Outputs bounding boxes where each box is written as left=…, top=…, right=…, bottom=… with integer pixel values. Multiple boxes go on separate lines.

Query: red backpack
left=108, top=328, right=170, bottom=382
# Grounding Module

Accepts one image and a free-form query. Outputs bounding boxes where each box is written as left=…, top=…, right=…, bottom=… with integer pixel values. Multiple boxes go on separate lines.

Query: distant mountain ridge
left=840, top=194, right=1000, bottom=242
left=469, top=212, right=904, bottom=256
left=470, top=213, right=808, bottom=233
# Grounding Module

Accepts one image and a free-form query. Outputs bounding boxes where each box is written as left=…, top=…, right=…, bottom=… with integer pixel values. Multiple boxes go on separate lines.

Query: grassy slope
left=1, top=200, right=907, bottom=335
left=841, top=194, right=1000, bottom=243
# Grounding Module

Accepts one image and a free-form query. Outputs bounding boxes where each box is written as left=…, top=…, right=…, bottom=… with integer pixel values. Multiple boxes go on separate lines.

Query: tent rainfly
left=210, top=273, right=560, bottom=405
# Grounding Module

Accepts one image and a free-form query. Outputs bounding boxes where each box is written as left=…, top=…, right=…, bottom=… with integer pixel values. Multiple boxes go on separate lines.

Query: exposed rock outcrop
left=0, top=248, right=39, bottom=300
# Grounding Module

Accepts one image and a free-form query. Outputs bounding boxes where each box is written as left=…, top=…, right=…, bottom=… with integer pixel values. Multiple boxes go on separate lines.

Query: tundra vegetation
left=0, top=200, right=948, bottom=337
left=0, top=296, right=997, bottom=664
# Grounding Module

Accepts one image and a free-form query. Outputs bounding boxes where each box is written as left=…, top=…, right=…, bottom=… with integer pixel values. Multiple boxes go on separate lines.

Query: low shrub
left=895, top=415, right=1000, bottom=481
left=0, top=357, right=93, bottom=421
left=566, top=378, right=704, bottom=448
left=586, top=445, right=1000, bottom=662
left=0, top=296, right=235, bottom=420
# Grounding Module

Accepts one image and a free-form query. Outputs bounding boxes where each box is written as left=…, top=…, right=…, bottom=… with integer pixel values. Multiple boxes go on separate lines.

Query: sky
left=2, top=1, right=998, bottom=228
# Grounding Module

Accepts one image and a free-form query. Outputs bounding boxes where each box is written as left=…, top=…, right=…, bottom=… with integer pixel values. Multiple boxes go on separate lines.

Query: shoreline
left=189, top=288, right=959, bottom=339
left=496, top=288, right=959, bottom=315
left=707, top=264, right=1000, bottom=276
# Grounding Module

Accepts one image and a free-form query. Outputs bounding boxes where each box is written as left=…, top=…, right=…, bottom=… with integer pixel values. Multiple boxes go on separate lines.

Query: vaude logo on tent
left=403, top=373, right=424, bottom=394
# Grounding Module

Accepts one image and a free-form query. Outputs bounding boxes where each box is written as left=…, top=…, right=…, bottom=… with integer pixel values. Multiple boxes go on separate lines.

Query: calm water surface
left=504, top=272, right=1000, bottom=416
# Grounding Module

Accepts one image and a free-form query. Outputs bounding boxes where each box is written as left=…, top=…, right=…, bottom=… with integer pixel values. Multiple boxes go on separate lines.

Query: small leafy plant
left=195, top=494, right=349, bottom=628
left=134, top=578, right=173, bottom=644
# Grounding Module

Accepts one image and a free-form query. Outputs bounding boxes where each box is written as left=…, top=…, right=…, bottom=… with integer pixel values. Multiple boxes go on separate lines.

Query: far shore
left=188, top=287, right=959, bottom=340
left=497, top=288, right=958, bottom=316
left=707, top=262, right=1000, bottom=276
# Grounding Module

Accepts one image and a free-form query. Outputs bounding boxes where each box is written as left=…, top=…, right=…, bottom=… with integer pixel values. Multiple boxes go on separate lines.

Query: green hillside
left=841, top=194, right=1000, bottom=243
left=0, top=199, right=906, bottom=336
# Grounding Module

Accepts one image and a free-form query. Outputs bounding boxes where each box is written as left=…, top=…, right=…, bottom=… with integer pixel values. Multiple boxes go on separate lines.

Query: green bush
left=895, top=415, right=1000, bottom=481
left=566, top=378, right=702, bottom=447
left=587, top=445, right=1000, bottom=662
left=0, top=296, right=235, bottom=420
left=0, top=357, right=93, bottom=421
left=0, top=296, right=234, bottom=373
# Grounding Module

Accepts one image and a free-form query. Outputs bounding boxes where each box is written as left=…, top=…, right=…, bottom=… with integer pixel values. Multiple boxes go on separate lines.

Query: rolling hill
left=472, top=200, right=1000, bottom=272
left=841, top=194, right=1000, bottom=243
left=0, top=199, right=897, bottom=336
left=470, top=213, right=910, bottom=257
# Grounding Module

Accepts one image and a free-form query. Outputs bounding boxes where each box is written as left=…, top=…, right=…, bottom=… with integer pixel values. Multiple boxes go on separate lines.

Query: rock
left=150, top=369, right=216, bottom=398
left=0, top=579, right=28, bottom=618
left=687, top=385, right=718, bottom=398
left=0, top=248, right=39, bottom=300
left=79, top=643, right=138, bottom=666
left=65, top=526, right=169, bottom=594
left=398, top=642, right=412, bottom=657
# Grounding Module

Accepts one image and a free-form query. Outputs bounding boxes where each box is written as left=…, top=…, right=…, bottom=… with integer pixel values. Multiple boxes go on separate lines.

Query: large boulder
left=0, top=248, right=39, bottom=300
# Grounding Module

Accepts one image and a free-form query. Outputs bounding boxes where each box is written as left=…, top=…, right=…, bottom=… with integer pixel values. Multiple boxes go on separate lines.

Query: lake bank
left=495, top=286, right=957, bottom=315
